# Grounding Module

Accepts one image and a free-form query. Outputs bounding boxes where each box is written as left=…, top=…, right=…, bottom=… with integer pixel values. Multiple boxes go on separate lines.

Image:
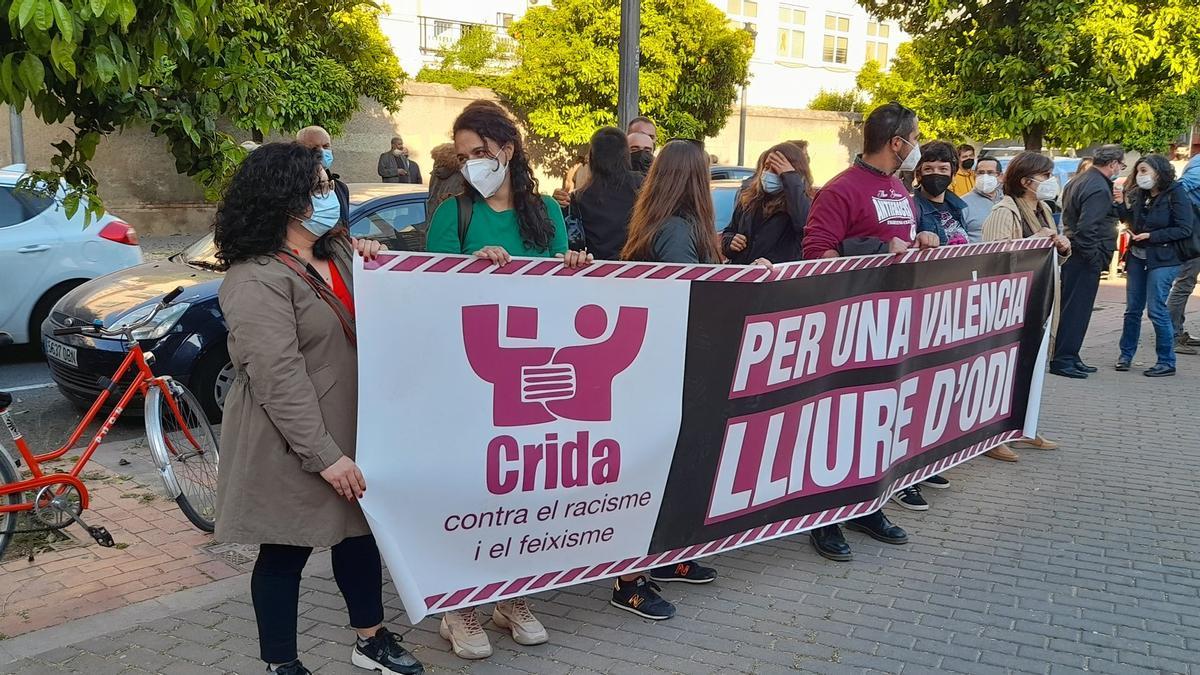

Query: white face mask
left=896, top=137, right=921, bottom=173
left=1034, top=177, right=1059, bottom=201
left=461, top=154, right=509, bottom=198
left=975, top=174, right=999, bottom=195
left=1135, top=172, right=1156, bottom=190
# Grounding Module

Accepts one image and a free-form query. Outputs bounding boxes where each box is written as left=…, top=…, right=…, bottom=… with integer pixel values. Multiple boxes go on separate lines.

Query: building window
left=496, top=13, right=514, bottom=28
left=865, top=20, right=890, bottom=64
left=727, top=0, right=758, bottom=18
left=822, top=14, right=850, bottom=64
left=776, top=5, right=806, bottom=60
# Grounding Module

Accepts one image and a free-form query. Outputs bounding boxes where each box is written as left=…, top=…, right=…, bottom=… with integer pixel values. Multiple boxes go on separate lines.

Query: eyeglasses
left=313, top=179, right=333, bottom=197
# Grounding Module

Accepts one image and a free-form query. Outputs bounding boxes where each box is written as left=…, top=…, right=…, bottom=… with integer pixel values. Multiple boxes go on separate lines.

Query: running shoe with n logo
left=610, top=576, right=676, bottom=620
left=649, top=561, right=718, bottom=584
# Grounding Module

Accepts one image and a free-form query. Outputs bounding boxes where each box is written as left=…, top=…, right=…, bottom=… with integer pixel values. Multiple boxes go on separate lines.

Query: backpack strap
left=456, top=192, right=474, bottom=251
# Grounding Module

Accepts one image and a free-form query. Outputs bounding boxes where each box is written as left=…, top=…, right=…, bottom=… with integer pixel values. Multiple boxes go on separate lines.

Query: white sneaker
left=492, top=598, right=549, bottom=645
left=439, top=609, right=492, bottom=659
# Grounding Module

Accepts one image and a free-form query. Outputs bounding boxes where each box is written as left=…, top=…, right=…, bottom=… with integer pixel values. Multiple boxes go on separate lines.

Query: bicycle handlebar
left=162, top=286, right=184, bottom=305
left=56, top=287, right=187, bottom=339
left=53, top=326, right=85, bottom=337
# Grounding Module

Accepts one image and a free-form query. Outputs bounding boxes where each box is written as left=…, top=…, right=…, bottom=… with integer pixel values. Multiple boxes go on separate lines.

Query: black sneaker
left=649, top=561, right=718, bottom=584
left=352, top=627, right=425, bottom=674
left=610, top=576, right=676, bottom=620
left=268, top=661, right=311, bottom=675
left=891, top=486, right=929, bottom=511
left=922, top=474, right=950, bottom=489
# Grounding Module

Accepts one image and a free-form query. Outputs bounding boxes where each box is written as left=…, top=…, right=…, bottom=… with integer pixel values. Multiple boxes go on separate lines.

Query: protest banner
left=354, top=240, right=1054, bottom=622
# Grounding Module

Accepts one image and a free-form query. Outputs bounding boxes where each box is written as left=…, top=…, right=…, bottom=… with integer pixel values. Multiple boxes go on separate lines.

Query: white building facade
left=379, top=0, right=904, bottom=111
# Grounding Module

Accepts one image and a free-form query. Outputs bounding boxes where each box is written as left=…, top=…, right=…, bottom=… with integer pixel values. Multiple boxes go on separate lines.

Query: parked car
left=711, top=179, right=743, bottom=231
left=711, top=166, right=755, bottom=182
left=0, top=164, right=142, bottom=348
left=42, top=184, right=428, bottom=421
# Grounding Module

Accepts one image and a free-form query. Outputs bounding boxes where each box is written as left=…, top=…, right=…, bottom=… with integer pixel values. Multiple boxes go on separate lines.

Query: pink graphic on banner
left=462, top=304, right=649, bottom=426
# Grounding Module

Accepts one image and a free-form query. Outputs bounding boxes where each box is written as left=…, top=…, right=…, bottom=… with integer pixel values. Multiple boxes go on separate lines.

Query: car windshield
left=173, top=234, right=221, bottom=270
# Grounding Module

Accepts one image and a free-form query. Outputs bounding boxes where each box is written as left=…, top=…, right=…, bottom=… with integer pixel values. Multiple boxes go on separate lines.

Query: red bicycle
left=0, top=288, right=219, bottom=559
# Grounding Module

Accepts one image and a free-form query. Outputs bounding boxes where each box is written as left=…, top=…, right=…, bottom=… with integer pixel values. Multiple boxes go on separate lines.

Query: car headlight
left=113, top=302, right=191, bottom=340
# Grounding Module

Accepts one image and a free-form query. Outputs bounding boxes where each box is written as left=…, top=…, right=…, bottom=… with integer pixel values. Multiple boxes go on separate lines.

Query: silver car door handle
left=18, top=244, right=51, bottom=253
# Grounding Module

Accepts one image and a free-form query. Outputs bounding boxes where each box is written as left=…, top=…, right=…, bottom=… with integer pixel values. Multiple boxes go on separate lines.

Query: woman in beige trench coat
left=980, top=151, right=1071, bottom=463
left=213, top=142, right=424, bottom=675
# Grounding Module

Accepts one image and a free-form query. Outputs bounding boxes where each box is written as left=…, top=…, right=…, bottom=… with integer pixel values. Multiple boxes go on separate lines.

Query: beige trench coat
left=214, top=239, right=370, bottom=547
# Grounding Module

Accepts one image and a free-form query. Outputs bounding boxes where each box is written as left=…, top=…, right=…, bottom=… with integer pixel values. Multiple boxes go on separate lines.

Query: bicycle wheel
left=0, top=446, right=22, bottom=560
left=145, top=379, right=219, bottom=532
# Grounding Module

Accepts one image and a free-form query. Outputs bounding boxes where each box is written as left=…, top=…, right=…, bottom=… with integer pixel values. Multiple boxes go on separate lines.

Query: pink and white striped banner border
left=364, top=239, right=1053, bottom=284
left=421, top=430, right=1020, bottom=611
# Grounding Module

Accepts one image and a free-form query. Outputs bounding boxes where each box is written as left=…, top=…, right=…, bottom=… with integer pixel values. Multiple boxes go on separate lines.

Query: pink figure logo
left=462, top=304, right=649, bottom=426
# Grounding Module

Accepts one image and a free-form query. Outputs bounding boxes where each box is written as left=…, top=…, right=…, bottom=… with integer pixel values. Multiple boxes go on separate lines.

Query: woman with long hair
left=721, top=141, right=814, bottom=264
left=622, top=140, right=725, bottom=264
left=571, top=126, right=644, bottom=260
left=425, top=100, right=590, bottom=660
left=979, top=151, right=1071, bottom=462
left=1114, top=153, right=1194, bottom=376
left=213, top=142, right=423, bottom=675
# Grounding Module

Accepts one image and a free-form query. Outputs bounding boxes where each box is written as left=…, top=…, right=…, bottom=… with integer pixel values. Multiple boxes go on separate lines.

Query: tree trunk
left=1023, top=124, right=1044, bottom=152
left=252, top=129, right=264, bottom=143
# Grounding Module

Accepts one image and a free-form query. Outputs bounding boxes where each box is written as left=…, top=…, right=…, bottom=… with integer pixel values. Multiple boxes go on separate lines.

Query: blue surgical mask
left=760, top=171, right=783, bottom=194
left=321, top=148, right=334, bottom=169
left=298, top=191, right=341, bottom=236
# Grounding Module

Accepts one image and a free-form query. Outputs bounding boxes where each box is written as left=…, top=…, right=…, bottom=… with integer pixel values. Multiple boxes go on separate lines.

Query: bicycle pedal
left=87, top=526, right=116, bottom=547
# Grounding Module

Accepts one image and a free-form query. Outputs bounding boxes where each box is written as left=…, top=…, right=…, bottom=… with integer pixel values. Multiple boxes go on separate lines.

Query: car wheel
left=191, top=348, right=233, bottom=423
left=28, top=281, right=84, bottom=354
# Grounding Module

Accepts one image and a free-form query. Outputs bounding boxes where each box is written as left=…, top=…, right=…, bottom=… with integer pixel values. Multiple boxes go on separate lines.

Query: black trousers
left=251, top=534, right=384, bottom=664
left=1051, top=253, right=1103, bottom=370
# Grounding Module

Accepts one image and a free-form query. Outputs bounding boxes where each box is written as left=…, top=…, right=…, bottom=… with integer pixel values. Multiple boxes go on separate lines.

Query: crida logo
left=461, top=304, right=649, bottom=494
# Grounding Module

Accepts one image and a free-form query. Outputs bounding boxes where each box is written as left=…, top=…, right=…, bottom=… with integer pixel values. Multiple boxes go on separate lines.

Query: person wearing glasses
left=213, top=143, right=423, bottom=675
left=800, top=102, right=936, bottom=562
left=1051, top=144, right=1125, bottom=379
left=424, top=100, right=591, bottom=660
left=961, top=156, right=1004, bottom=243
left=1113, top=154, right=1194, bottom=377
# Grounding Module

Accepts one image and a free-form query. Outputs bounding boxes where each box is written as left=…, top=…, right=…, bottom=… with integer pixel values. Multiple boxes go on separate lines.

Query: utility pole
left=737, top=22, right=757, bottom=166
left=9, top=107, right=25, bottom=165
left=617, top=0, right=640, bottom=130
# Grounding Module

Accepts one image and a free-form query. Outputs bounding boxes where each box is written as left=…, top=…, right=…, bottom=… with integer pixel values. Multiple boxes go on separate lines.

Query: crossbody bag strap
left=274, top=251, right=357, bottom=347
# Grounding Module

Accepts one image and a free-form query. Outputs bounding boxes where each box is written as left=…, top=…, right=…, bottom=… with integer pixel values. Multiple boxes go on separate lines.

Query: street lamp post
left=617, top=0, right=641, bottom=130
left=9, top=107, right=25, bottom=165
left=737, top=22, right=757, bottom=167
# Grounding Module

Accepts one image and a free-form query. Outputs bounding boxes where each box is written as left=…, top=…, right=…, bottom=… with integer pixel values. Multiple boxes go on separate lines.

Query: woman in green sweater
left=425, top=100, right=589, bottom=661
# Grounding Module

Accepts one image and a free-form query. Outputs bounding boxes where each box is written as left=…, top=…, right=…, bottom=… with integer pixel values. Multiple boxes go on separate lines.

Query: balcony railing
left=418, top=16, right=514, bottom=56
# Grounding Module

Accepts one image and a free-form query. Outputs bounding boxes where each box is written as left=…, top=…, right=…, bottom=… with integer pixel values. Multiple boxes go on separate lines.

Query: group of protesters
left=209, top=100, right=1197, bottom=674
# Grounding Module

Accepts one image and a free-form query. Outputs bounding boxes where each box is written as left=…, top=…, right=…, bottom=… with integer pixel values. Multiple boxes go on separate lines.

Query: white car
left=0, top=164, right=143, bottom=347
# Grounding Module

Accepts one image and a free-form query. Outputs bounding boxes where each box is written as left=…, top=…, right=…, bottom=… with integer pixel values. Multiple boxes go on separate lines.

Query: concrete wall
left=1, top=82, right=863, bottom=235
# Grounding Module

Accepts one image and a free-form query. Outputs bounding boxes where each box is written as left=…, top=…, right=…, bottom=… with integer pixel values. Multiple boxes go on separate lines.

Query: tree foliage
left=0, top=0, right=406, bottom=213
left=855, top=0, right=1200, bottom=151
left=416, top=24, right=512, bottom=91
left=807, top=88, right=865, bottom=113
left=497, top=0, right=752, bottom=169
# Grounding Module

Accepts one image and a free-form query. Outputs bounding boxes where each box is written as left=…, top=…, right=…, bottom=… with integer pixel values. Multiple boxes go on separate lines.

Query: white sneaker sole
left=351, top=648, right=424, bottom=674
left=889, top=494, right=929, bottom=511
left=491, top=611, right=549, bottom=646
left=920, top=480, right=951, bottom=490
left=648, top=575, right=717, bottom=585
left=608, top=599, right=674, bottom=620
left=438, top=621, right=492, bottom=660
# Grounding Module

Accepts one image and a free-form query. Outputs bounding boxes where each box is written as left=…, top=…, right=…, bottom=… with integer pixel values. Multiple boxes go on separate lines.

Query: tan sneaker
left=493, top=598, right=549, bottom=645
left=439, top=609, right=492, bottom=659
left=1010, top=435, right=1059, bottom=450
left=985, top=444, right=1019, bottom=462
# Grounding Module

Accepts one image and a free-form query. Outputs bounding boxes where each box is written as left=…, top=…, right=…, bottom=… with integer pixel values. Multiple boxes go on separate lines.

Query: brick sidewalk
left=4, top=292, right=1200, bottom=674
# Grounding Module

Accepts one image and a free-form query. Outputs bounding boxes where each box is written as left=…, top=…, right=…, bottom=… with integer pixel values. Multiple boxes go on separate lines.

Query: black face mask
left=920, top=174, right=952, bottom=197
left=961, top=158, right=975, bottom=170
left=631, top=149, right=654, bottom=174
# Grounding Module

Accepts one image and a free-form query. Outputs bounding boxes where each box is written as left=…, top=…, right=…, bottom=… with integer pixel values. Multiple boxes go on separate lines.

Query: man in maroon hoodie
left=803, top=102, right=940, bottom=259
left=801, top=102, right=939, bottom=563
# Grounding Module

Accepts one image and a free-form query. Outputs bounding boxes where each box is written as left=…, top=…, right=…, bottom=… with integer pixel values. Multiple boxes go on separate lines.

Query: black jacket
left=1062, top=167, right=1118, bottom=269
left=378, top=152, right=423, bottom=184
left=720, top=172, right=811, bottom=264
left=1116, top=181, right=1195, bottom=269
left=571, top=172, right=643, bottom=261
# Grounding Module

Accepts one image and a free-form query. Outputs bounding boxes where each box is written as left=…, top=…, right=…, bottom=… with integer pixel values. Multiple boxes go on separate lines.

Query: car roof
left=345, top=183, right=428, bottom=206
left=712, top=179, right=744, bottom=188
left=0, top=163, right=27, bottom=186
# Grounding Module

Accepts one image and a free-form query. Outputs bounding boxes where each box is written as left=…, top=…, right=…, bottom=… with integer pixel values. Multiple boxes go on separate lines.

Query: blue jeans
left=1120, top=257, right=1180, bottom=368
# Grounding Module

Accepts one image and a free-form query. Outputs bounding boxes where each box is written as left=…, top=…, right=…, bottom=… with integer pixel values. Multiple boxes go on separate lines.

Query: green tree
left=497, top=0, right=752, bottom=169
left=807, top=88, right=864, bottom=113
left=856, top=0, right=1200, bottom=151
left=416, top=24, right=512, bottom=90
left=0, top=0, right=406, bottom=213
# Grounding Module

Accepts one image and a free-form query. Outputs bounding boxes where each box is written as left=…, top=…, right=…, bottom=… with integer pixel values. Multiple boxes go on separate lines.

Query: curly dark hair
left=453, top=101, right=555, bottom=252
left=1127, top=153, right=1176, bottom=201
left=213, top=142, right=328, bottom=270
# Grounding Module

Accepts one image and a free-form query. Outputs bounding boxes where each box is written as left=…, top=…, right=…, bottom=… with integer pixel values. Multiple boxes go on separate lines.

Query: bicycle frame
left=0, top=341, right=196, bottom=516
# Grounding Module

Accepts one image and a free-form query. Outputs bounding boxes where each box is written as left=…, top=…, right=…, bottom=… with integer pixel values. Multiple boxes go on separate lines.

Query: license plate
left=45, top=339, right=78, bottom=367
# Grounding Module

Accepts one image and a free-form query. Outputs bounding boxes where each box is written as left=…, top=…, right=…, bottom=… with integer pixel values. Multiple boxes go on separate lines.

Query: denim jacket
left=915, top=189, right=969, bottom=245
